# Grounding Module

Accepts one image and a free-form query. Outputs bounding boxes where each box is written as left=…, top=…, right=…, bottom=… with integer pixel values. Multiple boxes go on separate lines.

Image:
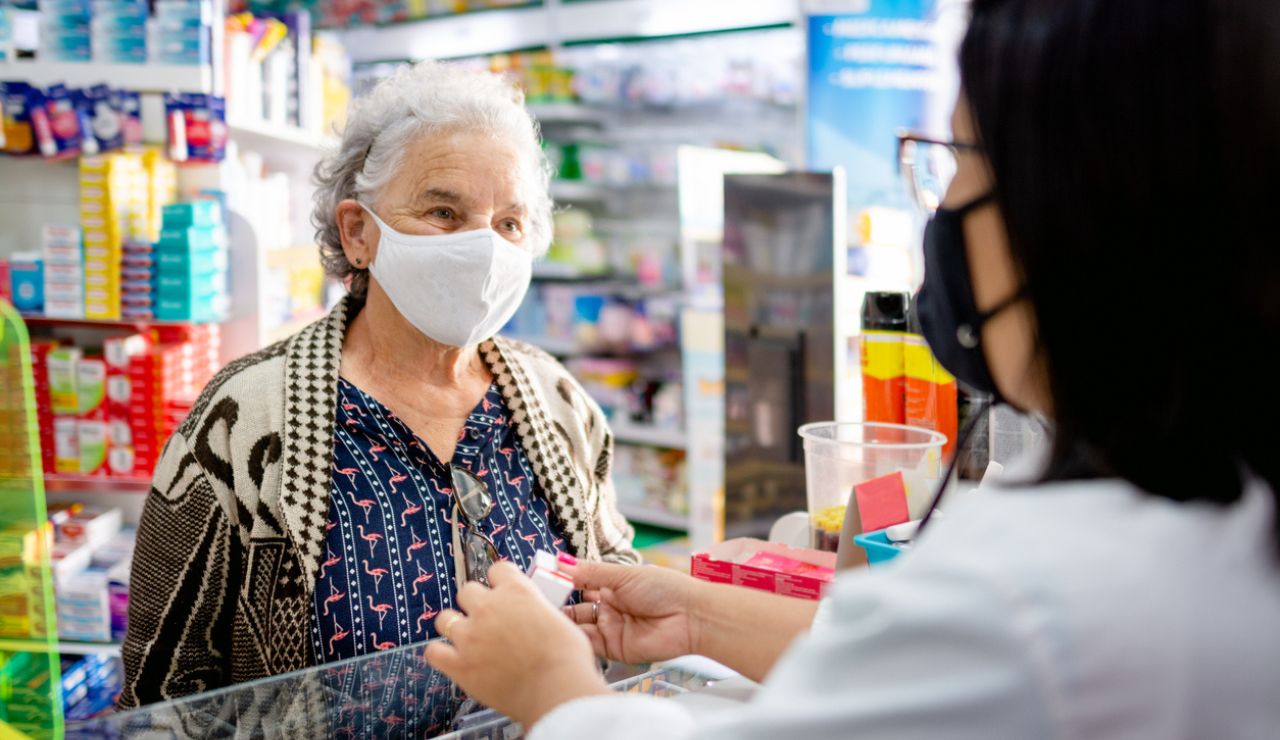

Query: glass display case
left=65, top=640, right=715, bottom=738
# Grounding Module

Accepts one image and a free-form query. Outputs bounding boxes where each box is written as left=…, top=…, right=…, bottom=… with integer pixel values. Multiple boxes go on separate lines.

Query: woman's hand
left=560, top=560, right=703, bottom=665
left=425, top=562, right=610, bottom=729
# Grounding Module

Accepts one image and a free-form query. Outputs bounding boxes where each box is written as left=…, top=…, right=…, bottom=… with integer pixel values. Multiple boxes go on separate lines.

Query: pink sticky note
left=854, top=471, right=910, bottom=533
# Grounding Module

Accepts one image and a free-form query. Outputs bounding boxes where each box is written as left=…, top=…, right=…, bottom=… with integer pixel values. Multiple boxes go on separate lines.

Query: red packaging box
left=691, top=539, right=837, bottom=601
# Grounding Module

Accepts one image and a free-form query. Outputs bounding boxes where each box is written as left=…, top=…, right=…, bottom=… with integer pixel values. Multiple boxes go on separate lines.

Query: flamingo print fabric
left=312, top=377, right=573, bottom=663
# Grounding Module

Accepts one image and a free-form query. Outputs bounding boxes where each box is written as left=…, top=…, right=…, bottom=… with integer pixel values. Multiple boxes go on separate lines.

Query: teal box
left=9, top=257, right=44, bottom=313
left=853, top=530, right=908, bottom=567
left=156, top=247, right=228, bottom=276
left=155, top=270, right=225, bottom=301
left=155, top=291, right=227, bottom=322
left=161, top=201, right=221, bottom=228
left=158, top=225, right=224, bottom=252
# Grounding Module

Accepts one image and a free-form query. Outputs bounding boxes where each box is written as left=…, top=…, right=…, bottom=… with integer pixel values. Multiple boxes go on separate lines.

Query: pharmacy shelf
left=529, top=103, right=605, bottom=125
left=227, top=119, right=337, bottom=158
left=44, top=475, right=151, bottom=494
left=0, top=639, right=121, bottom=657
left=530, top=262, right=614, bottom=281
left=21, top=315, right=207, bottom=330
left=611, top=422, right=687, bottom=450
left=504, top=334, right=580, bottom=357
left=340, top=0, right=799, bottom=64
left=0, top=60, right=212, bottom=93
left=550, top=180, right=608, bottom=203
left=618, top=503, right=688, bottom=531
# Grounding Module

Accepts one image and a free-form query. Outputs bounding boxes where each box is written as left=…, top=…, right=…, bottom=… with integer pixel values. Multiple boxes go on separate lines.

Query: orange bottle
left=905, top=308, right=958, bottom=459
left=860, top=292, right=910, bottom=424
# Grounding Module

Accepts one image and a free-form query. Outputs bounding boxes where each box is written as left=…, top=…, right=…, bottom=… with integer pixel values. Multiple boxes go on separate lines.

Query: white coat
left=534, top=474, right=1280, bottom=739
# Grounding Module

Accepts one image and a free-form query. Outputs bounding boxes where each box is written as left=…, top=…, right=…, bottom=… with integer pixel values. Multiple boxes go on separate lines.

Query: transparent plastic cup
left=797, top=422, right=946, bottom=551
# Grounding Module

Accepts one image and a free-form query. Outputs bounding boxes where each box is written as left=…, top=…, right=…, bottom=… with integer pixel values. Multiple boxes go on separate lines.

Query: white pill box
left=526, top=550, right=575, bottom=607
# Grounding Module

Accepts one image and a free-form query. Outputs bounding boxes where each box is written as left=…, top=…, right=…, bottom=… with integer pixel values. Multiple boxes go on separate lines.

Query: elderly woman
left=119, top=62, right=638, bottom=709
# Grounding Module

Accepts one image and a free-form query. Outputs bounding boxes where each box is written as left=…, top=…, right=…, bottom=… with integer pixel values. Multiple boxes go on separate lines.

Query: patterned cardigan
left=118, top=296, right=639, bottom=710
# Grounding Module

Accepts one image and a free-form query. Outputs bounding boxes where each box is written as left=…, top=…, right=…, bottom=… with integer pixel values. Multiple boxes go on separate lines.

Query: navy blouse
left=311, top=377, right=574, bottom=666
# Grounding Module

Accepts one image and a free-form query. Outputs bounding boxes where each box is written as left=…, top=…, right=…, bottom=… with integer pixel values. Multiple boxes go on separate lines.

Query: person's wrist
left=686, top=576, right=714, bottom=657
left=517, top=664, right=610, bottom=729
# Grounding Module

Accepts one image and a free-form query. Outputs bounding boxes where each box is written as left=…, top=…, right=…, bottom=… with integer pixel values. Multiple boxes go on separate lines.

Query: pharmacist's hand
left=560, top=561, right=701, bottom=665
left=425, top=562, right=609, bottom=729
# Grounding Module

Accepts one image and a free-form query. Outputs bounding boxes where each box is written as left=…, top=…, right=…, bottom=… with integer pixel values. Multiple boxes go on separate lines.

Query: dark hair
left=960, top=0, right=1280, bottom=542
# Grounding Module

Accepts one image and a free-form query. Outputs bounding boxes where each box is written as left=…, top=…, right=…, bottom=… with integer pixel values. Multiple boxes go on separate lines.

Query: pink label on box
left=691, top=556, right=734, bottom=584
left=775, top=574, right=824, bottom=600
left=732, top=567, right=779, bottom=593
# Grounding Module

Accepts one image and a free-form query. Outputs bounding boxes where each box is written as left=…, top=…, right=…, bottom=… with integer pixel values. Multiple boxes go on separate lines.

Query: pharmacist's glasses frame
left=896, top=132, right=984, bottom=214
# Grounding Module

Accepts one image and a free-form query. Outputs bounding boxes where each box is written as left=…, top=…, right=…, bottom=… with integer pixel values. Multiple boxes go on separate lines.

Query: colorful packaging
left=860, top=292, right=911, bottom=425
left=0, top=81, right=40, bottom=155
left=112, top=89, right=143, bottom=147
left=8, top=252, right=44, bottom=313
left=164, top=93, right=227, bottom=162
left=54, top=416, right=80, bottom=474
left=47, top=348, right=81, bottom=415
left=83, top=84, right=125, bottom=153
left=33, top=84, right=86, bottom=160
left=75, top=358, right=106, bottom=415
left=691, top=539, right=837, bottom=601
left=77, top=420, right=108, bottom=475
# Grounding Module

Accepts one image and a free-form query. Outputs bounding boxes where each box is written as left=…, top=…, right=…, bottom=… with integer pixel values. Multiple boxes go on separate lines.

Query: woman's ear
left=336, top=199, right=376, bottom=268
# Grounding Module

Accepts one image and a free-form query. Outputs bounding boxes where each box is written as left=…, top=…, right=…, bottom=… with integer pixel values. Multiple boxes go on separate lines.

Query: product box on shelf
left=691, top=539, right=837, bottom=601
left=58, top=506, right=122, bottom=549
left=75, top=358, right=106, bottom=415
left=8, top=252, right=44, bottom=313
left=47, top=348, right=81, bottom=414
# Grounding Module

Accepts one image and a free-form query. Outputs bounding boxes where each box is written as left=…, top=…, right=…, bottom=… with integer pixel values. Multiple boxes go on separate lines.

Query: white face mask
left=361, top=205, right=532, bottom=348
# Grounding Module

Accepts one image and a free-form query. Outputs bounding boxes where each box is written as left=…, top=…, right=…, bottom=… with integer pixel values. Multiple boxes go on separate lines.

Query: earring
left=354, top=257, right=363, bottom=266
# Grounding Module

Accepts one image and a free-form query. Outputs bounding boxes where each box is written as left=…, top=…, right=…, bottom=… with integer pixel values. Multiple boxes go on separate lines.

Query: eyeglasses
left=897, top=131, right=983, bottom=214
left=449, top=465, right=499, bottom=587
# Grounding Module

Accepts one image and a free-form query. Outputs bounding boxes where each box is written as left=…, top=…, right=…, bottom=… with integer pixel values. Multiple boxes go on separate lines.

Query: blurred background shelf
left=338, top=0, right=799, bottom=64
left=0, top=640, right=122, bottom=657
left=611, top=422, right=686, bottom=450
left=617, top=503, right=688, bottom=531
left=44, top=475, right=151, bottom=494
left=0, top=60, right=212, bottom=93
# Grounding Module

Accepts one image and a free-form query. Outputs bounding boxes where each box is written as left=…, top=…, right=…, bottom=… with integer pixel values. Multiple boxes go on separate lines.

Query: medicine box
left=691, top=539, right=837, bottom=601
left=161, top=200, right=220, bottom=228
left=53, top=416, right=79, bottom=474
left=77, top=420, right=108, bottom=475
left=156, top=246, right=227, bottom=275
left=75, top=358, right=106, bottom=414
left=47, top=348, right=81, bottom=414
left=58, top=507, right=122, bottom=549
left=158, top=225, right=224, bottom=252
left=8, top=252, right=44, bottom=313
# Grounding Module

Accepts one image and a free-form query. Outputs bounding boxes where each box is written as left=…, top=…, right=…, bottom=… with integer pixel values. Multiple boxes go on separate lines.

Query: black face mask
left=915, top=193, right=1024, bottom=401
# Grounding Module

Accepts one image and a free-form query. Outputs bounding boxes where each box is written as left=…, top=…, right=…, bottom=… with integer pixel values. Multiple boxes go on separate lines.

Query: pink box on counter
left=691, top=538, right=837, bottom=601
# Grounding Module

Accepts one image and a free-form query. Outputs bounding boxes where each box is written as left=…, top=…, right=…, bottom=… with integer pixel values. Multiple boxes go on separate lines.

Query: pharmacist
left=119, top=63, right=638, bottom=709
left=425, top=1, right=1280, bottom=736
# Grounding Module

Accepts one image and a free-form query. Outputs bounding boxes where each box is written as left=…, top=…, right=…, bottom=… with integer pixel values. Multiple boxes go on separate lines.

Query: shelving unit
left=43, top=475, right=151, bottom=494
left=617, top=502, right=689, bottom=531
left=0, top=60, right=213, bottom=93
left=611, top=421, right=686, bottom=450
left=337, top=0, right=800, bottom=64
left=0, top=640, right=122, bottom=657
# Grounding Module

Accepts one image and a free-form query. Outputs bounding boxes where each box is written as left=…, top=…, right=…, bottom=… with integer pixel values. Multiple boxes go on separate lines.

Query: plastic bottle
left=860, top=291, right=910, bottom=424
left=905, top=306, right=958, bottom=459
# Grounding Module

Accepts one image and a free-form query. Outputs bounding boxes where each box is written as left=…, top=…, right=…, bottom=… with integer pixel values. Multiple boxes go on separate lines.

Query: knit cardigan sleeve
left=117, top=432, right=239, bottom=709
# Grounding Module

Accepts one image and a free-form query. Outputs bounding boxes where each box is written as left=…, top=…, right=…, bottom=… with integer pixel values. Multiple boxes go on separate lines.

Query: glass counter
left=65, top=641, right=714, bottom=739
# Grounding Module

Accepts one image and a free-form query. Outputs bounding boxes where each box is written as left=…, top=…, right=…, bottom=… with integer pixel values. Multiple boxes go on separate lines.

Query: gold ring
left=591, top=601, right=600, bottom=624
left=440, top=613, right=463, bottom=640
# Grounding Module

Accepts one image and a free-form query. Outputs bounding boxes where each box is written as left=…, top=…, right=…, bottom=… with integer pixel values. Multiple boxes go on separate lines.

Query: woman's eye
left=499, top=220, right=522, bottom=233
left=430, top=208, right=454, bottom=220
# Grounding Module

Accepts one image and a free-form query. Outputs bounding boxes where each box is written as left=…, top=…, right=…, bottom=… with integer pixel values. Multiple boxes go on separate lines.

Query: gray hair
left=312, top=61, right=554, bottom=298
